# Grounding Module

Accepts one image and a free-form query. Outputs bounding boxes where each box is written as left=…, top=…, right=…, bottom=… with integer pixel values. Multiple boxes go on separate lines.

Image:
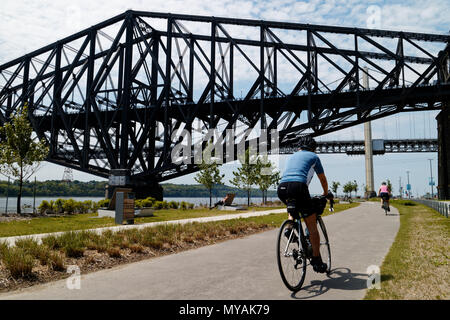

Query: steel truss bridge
left=0, top=10, right=449, bottom=197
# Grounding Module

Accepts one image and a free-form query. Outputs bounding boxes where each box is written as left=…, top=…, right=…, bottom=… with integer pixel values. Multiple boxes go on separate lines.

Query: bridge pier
left=437, top=106, right=449, bottom=200
left=107, top=169, right=163, bottom=200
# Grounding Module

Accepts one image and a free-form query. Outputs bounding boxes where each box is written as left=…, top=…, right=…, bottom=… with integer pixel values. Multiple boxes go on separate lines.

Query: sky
left=0, top=0, right=448, bottom=197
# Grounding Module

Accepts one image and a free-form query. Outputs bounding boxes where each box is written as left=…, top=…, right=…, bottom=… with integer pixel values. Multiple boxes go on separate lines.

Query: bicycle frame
left=282, top=217, right=310, bottom=260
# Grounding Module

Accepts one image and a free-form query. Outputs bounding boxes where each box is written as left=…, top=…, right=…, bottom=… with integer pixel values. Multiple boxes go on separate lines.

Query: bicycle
left=276, top=194, right=332, bottom=292
left=382, top=198, right=390, bottom=215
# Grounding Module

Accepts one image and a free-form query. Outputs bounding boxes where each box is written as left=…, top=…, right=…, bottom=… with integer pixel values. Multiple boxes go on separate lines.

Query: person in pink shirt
left=378, top=182, right=391, bottom=211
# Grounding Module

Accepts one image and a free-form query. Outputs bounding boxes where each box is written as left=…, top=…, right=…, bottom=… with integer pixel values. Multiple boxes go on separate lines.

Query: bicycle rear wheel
left=317, top=216, right=331, bottom=274
left=276, top=219, right=307, bottom=292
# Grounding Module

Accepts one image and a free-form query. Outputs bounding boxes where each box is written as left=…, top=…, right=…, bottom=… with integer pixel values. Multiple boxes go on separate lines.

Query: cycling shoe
left=311, top=256, right=328, bottom=273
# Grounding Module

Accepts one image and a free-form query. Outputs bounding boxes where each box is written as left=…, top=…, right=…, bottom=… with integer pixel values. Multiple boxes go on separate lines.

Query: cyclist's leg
left=296, top=183, right=320, bottom=257
left=277, top=182, right=293, bottom=220
left=304, top=213, right=319, bottom=256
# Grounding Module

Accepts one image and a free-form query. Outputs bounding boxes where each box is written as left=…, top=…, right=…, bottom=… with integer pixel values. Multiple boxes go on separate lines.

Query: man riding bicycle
left=277, top=136, right=329, bottom=273
left=378, top=182, right=390, bottom=212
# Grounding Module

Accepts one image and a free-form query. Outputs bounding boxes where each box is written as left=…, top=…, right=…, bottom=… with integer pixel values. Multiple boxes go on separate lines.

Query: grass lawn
left=0, top=201, right=358, bottom=238
left=364, top=200, right=449, bottom=300
left=0, top=207, right=284, bottom=238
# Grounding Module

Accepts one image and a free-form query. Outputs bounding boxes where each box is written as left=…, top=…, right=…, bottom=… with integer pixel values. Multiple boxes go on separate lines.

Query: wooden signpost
left=109, top=188, right=135, bottom=225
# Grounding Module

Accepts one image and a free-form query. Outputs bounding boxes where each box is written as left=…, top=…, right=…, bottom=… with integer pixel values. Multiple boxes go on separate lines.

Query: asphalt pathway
left=0, top=201, right=399, bottom=300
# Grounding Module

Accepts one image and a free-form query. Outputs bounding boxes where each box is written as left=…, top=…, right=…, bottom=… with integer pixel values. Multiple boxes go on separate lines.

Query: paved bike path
left=0, top=202, right=399, bottom=300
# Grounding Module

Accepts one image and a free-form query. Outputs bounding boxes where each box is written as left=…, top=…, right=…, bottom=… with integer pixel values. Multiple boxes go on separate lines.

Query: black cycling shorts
left=277, top=181, right=315, bottom=219
left=380, top=192, right=390, bottom=201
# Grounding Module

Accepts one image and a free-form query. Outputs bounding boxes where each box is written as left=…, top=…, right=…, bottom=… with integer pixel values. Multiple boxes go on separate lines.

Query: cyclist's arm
left=313, top=156, right=328, bottom=195
left=317, top=173, right=328, bottom=196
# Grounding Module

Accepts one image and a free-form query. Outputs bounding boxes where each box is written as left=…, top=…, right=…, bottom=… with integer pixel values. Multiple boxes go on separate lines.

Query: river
left=0, top=196, right=280, bottom=213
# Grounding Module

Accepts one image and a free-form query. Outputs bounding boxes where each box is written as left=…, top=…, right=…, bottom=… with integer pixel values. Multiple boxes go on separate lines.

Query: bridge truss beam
left=0, top=10, right=449, bottom=186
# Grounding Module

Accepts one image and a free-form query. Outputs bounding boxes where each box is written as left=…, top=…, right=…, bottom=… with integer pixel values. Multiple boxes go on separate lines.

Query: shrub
left=180, top=201, right=187, bottom=210
left=187, top=202, right=194, bottom=209
left=3, top=247, right=35, bottom=278
left=48, top=252, right=66, bottom=271
left=43, top=231, right=89, bottom=257
left=14, top=238, right=50, bottom=265
left=153, top=201, right=164, bottom=210
left=97, top=199, right=110, bottom=208
left=107, top=247, right=121, bottom=258
left=134, top=199, right=143, bottom=209
left=41, top=235, right=61, bottom=250
left=64, top=242, right=85, bottom=258
left=141, top=197, right=154, bottom=208
left=169, top=201, right=179, bottom=209
left=82, top=200, right=94, bottom=213
left=38, top=200, right=52, bottom=215
left=129, top=244, right=145, bottom=253
left=54, top=198, right=66, bottom=214
left=0, top=241, right=9, bottom=259
left=91, top=201, right=99, bottom=213
left=63, top=199, right=77, bottom=214
left=162, top=201, right=169, bottom=209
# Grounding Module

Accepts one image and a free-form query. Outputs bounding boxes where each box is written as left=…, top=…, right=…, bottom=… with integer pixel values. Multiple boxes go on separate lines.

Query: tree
left=343, top=181, right=354, bottom=198
left=352, top=180, right=359, bottom=197
left=0, top=103, right=48, bottom=214
left=230, top=149, right=258, bottom=206
left=331, top=181, right=340, bottom=197
left=255, top=155, right=280, bottom=205
left=194, top=161, right=224, bottom=208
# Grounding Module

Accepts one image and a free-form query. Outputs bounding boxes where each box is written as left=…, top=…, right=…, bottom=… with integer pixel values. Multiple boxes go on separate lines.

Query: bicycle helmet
left=299, top=136, right=317, bottom=152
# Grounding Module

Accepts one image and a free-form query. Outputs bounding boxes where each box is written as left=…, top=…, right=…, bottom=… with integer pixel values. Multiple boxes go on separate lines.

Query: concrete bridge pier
left=437, top=105, right=449, bottom=200
left=106, top=169, right=163, bottom=200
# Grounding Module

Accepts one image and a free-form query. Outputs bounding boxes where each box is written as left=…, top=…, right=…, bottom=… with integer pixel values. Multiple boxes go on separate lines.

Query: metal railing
left=415, top=199, right=449, bottom=218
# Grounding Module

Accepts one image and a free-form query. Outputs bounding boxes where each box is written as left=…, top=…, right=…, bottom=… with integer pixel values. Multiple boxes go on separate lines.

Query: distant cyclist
left=277, top=136, right=329, bottom=273
left=378, top=182, right=391, bottom=212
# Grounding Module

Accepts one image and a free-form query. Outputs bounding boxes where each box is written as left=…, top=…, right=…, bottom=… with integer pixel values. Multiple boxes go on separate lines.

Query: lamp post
left=428, top=159, right=434, bottom=199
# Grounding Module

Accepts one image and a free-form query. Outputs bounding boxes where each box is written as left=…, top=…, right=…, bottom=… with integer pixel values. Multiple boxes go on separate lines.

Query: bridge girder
left=0, top=10, right=449, bottom=183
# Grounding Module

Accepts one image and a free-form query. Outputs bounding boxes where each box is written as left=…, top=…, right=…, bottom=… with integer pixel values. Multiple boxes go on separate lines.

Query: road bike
left=276, top=194, right=332, bottom=292
left=382, top=198, right=390, bottom=215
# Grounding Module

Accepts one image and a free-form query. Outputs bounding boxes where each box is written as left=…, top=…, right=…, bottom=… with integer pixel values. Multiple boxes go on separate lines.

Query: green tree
left=255, top=156, right=280, bottom=205
left=194, top=161, right=224, bottom=208
left=331, top=181, right=340, bottom=197
left=230, top=149, right=258, bottom=206
left=343, top=181, right=354, bottom=198
left=0, top=103, right=49, bottom=214
left=352, top=180, right=359, bottom=197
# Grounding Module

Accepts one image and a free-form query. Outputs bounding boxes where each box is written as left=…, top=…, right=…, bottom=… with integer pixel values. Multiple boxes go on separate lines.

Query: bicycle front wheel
left=276, top=219, right=307, bottom=292
left=317, top=216, right=332, bottom=274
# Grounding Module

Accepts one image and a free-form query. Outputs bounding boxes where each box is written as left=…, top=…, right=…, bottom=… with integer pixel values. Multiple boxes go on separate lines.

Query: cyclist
left=277, top=136, right=329, bottom=273
left=378, top=182, right=390, bottom=211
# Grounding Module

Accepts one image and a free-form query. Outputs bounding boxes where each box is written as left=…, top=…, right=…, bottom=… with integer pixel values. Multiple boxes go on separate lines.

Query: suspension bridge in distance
left=0, top=10, right=449, bottom=199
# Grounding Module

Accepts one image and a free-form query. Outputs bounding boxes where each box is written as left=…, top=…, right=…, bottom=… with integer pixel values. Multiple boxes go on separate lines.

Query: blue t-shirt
left=280, top=150, right=324, bottom=185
